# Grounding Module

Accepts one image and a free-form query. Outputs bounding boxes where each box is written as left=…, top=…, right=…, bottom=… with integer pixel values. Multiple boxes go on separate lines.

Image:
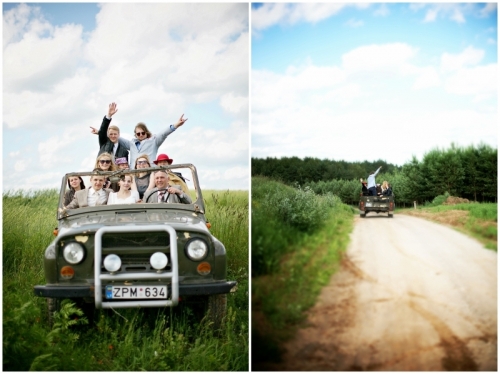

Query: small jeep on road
left=359, top=194, right=395, bottom=218
left=34, top=164, right=237, bottom=327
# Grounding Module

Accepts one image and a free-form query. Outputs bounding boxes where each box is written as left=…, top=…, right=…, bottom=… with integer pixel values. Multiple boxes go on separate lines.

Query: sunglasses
left=136, top=131, right=146, bottom=136
left=99, top=160, right=112, bottom=164
left=137, top=160, right=149, bottom=165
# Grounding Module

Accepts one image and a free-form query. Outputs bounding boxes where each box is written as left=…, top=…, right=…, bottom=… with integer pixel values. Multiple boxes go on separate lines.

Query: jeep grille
left=102, top=232, right=170, bottom=249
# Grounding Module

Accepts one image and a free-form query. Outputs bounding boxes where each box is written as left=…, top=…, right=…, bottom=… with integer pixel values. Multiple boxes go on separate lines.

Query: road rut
left=275, top=214, right=497, bottom=371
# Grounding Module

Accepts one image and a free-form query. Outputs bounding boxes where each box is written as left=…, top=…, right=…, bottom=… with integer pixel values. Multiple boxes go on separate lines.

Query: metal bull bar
left=94, top=225, right=179, bottom=309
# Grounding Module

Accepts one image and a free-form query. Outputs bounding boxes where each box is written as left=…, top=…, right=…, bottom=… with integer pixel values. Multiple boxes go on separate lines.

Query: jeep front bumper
left=34, top=281, right=238, bottom=300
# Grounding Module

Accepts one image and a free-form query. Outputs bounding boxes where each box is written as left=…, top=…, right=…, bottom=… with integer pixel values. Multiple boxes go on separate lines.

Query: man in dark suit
left=90, top=102, right=130, bottom=163
left=64, top=171, right=113, bottom=209
left=143, top=170, right=192, bottom=204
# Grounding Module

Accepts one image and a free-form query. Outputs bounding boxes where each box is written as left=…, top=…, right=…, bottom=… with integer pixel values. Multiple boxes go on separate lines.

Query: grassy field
left=3, top=189, right=249, bottom=371
left=399, top=202, right=497, bottom=250
left=251, top=177, right=355, bottom=368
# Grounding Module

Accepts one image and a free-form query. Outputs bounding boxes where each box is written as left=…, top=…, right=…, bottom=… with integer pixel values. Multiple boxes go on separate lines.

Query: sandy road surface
left=275, top=214, right=497, bottom=371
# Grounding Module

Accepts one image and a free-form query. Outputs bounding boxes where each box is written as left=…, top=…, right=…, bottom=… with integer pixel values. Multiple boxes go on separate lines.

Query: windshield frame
left=58, top=163, right=204, bottom=219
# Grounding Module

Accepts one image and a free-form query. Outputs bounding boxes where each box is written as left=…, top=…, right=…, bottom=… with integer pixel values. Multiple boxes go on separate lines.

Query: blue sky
left=251, top=3, right=497, bottom=166
left=3, top=3, right=249, bottom=191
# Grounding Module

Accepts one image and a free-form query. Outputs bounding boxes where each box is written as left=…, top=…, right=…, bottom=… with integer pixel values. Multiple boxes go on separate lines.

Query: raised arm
left=173, top=114, right=188, bottom=129
left=91, top=103, right=119, bottom=147
left=154, top=114, right=188, bottom=147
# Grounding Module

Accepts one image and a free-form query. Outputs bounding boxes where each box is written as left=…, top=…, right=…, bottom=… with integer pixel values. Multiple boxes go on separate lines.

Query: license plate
left=105, top=285, right=167, bottom=299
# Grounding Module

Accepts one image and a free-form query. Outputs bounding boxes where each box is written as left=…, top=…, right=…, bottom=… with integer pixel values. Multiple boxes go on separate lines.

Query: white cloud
left=441, top=46, right=484, bottom=72
left=374, top=4, right=390, bottom=17
left=14, top=160, right=28, bottom=172
left=342, top=43, right=418, bottom=72
left=423, top=8, right=439, bottom=23
left=3, top=3, right=42, bottom=47
left=220, top=92, right=248, bottom=115
left=345, top=18, right=364, bottom=28
left=479, top=3, right=497, bottom=17
left=3, top=15, right=83, bottom=92
left=252, top=64, right=346, bottom=114
left=417, top=4, right=494, bottom=24
left=423, top=4, right=467, bottom=23
left=450, top=7, right=466, bottom=23
left=3, top=3, right=249, bottom=191
left=252, top=39, right=497, bottom=166
left=413, top=67, right=441, bottom=90
left=444, top=64, right=497, bottom=98
left=252, top=3, right=369, bottom=32
left=4, top=3, right=248, bottom=130
left=310, top=84, right=362, bottom=107
left=223, top=166, right=248, bottom=181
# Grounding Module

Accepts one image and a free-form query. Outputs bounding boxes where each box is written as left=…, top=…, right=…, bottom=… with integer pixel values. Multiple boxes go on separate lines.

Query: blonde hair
left=95, top=152, right=118, bottom=171
left=134, top=153, right=152, bottom=168
left=382, top=181, right=389, bottom=190
left=135, top=122, right=152, bottom=139
left=108, top=125, right=120, bottom=134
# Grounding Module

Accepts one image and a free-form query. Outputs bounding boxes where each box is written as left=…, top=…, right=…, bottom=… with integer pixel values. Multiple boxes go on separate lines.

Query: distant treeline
left=252, top=143, right=497, bottom=205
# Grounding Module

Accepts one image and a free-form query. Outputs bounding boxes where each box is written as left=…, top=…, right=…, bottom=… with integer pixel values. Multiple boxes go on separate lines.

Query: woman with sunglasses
left=134, top=154, right=155, bottom=199
left=64, top=176, right=86, bottom=206
left=107, top=174, right=140, bottom=205
left=93, top=153, right=119, bottom=191
left=127, top=114, right=188, bottom=170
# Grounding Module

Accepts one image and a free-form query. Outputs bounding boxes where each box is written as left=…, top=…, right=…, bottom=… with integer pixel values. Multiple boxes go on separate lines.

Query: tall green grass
left=252, top=177, right=344, bottom=276
left=251, top=177, right=354, bottom=367
left=3, top=189, right=249, bottom=371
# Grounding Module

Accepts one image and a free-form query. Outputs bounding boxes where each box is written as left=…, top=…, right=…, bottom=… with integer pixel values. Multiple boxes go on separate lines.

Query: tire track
left=274, top=215, right=497, bottom=371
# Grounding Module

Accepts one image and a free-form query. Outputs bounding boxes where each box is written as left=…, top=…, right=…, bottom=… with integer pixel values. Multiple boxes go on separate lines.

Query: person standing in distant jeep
left=367, top=166, right=382, bottom=196
left=90, top=102, right=130, bottom=164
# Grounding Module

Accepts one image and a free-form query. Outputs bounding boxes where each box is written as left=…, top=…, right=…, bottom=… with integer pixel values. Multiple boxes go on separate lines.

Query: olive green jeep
left=359, top=194, right=395, bottom=218
left=34, top=164, right=237, bottom=327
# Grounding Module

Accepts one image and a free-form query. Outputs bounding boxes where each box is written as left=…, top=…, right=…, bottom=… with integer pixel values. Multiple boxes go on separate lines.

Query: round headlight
left=103, top=254, right=121, bottom=272
left=150, top=252, right=168, bottom=270
left=185, top=239, right=208, bottom=261
left=63, top=242, right=85, bottom=264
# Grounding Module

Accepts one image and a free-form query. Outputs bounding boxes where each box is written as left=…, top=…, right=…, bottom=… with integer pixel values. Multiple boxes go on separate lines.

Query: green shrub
left=427, top=192, right=450, bottom=207
left=251, top=177, right=346, bottom=276
left=270, top=185, right=329, bottom=232
left=3, top=296, right=46, bottom=371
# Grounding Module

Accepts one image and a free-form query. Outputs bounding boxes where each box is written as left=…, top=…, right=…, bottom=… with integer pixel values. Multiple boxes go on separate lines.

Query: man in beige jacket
left=65, top=171, right=113, bottom=209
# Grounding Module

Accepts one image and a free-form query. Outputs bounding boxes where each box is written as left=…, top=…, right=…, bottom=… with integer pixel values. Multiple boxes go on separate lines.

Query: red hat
left=153, top=154, right=173, bottom=165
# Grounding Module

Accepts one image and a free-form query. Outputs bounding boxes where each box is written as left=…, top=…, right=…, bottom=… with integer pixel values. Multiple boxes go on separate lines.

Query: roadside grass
left=399, top=203, right=497, bottom=251
left=3, top=189, right=249, bottom=371
left=251, top=177, right=354, bottom=368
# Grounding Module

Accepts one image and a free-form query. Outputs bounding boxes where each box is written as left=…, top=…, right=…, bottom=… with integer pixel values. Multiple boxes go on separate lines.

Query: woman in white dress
left=107, top=174, right=140, bottom=205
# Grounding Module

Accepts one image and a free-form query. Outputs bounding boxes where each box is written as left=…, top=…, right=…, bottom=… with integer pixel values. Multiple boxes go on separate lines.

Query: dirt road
left=276, top=214, right=497, bottom=371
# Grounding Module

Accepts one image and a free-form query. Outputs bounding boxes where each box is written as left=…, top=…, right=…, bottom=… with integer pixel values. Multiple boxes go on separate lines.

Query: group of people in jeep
left=63, top=102, right=191, bottom=210
left=360, top=166, right=393, bottom=197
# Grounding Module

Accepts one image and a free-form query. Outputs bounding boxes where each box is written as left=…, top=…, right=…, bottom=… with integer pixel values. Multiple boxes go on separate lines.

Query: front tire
left=206, top=294, right=227, bottom=330
left=46, top=298, right=61, bottom=327
left=46, top=298, right=94, bottom=327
